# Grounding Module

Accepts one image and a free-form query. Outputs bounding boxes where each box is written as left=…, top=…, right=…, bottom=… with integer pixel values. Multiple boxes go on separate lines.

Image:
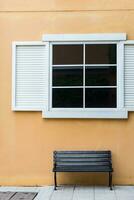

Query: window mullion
left=85, top=64, right=117, bottom=67
left=50, top=43, right=53, bottom=110
left=83, top=44, right=85, bottom=108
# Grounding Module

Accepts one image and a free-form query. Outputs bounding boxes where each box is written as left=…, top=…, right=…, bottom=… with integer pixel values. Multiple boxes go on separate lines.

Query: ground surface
left=0, top=186, right=134, bottom=200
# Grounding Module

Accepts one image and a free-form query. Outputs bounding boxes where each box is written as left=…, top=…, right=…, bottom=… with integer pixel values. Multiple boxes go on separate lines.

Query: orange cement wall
left=0, top=0, right=134, bottom=186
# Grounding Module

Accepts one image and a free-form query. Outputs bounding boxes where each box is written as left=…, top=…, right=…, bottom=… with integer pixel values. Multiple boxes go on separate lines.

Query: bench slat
left=54, top=155, right=111, bottom=159
left=55, top=158, right=111, bottom=163
left=54, top=151, right=111, bottom=154
left=54, top=166, right=112, bottom=172
left=56, top=162, right=111, bottom=166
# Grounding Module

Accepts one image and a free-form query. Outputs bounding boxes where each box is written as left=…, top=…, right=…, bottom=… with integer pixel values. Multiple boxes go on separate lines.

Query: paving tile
left=72, top=186, right=94, bottom=200
left=50, top=186, right=74, bottom=200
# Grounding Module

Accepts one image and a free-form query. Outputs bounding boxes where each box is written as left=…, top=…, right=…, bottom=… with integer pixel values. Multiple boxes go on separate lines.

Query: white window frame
left=49, top=41, right=123, bottom=111
left=42, top=33, right=127, bottom=118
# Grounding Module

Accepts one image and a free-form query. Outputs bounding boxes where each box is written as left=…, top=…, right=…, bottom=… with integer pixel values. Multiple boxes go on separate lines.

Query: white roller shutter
left=124, top=41, right=134, bottom=110
left=12, top=42, right=49, bottom=111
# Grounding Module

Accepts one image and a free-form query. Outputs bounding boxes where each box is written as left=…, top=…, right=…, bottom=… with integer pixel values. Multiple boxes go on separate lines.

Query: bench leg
left=54, top=172, right=57, bottom=190
left=109, top=172, right=113, bottom=190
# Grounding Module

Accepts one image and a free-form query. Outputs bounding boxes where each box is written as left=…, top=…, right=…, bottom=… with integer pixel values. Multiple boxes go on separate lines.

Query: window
left=13, top=33, right=130, bottom=118
left=51, top=43, right=117, bottom=109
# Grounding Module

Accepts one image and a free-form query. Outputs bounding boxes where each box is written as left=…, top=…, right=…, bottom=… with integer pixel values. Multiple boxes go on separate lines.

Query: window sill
left=42, top=109, right=128, bottom=119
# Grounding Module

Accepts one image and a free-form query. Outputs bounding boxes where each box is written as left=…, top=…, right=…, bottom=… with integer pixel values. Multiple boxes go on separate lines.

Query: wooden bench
left=53, top=151, right=113, bottom=190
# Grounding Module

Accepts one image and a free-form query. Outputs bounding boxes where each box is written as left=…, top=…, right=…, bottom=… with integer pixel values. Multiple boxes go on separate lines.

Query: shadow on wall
left=57, top=172, right=108, bottom=186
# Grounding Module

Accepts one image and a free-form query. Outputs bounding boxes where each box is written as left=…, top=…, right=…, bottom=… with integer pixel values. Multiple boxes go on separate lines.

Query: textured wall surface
left=0, top=0, right=134, bottom=186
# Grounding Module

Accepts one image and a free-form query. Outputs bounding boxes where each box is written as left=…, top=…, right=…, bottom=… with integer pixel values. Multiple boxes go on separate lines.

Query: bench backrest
left=53, top=151, right=112, bottom=171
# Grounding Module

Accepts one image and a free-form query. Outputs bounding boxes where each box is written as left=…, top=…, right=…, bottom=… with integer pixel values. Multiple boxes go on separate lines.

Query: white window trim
left=42, top=33, right=127, bottom=118
left=42, top=33, right=127, bottom=42
left=49, top=41, right=122, bottom=110
left=42, top=109, right=128, bottom=119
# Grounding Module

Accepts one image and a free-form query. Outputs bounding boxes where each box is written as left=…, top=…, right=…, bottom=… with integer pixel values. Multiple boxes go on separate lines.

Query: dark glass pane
left=53, top=66, right=83, bottom=86
left=52, top=88, right=83, bottom=108
left=85, top=44, right=116, bottom=64
left=85, top=88, right=116, bottom=108
left=53, top=45, right=83, bottom=65
left=85, top=66, right=116, bottom=86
